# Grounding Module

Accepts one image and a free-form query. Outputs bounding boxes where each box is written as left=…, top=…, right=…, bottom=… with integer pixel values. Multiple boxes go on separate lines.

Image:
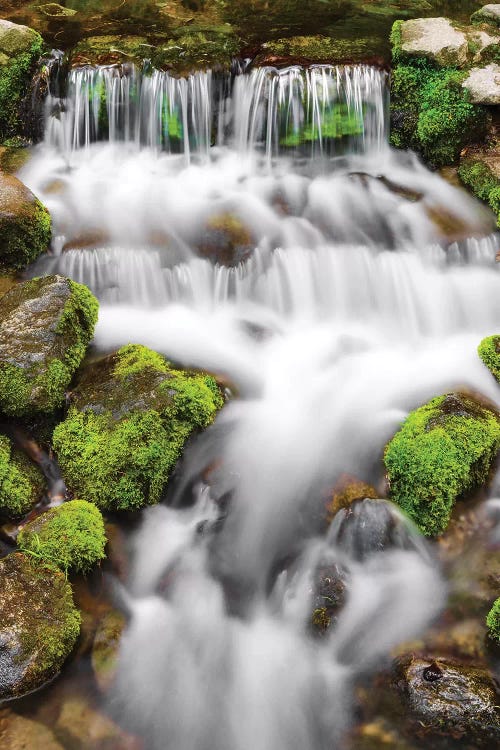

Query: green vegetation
left=0, top=36, right=44, bottom=142
left=458, top=160, right=500, bottom=227
left=53, top=344, right=223, bottom=511
left=0, top=435, right=44, bottom=518
left=478, top=335, right=500, bottom=382
left=18, top=500, right=107, bottom=574
left=390, top=21, right=488, bottom=167
left=0, top=198, right=51, bottom=272
left=0, top=278, right=99, bottom=416
left=384, top=393, right=500, bottom=536
left=486, top=597, right=500, bottom=643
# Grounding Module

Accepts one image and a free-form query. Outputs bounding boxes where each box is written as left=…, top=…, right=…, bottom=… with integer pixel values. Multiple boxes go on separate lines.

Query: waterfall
left=43, top=61, right=388, bottom=159
left=19, top=56, right=499, bottom=750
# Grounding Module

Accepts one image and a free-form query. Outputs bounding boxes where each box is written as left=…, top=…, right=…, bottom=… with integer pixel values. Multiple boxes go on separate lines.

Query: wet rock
left=0, top=172, right=51, bottom=271
left=0, top=275, right=98, bottom=416
left=56, top=695, right=142, bottom=750
left=325, top=474, right=378, bottom=523
left=472, top=4, right=500, bottom=27
left=197, top=213, right=254, bottom=267
left=52, top=344, right=223, bottom=511
left=0, top=709, right=64, bottom=750
left=392, top=655, right=500, bottom=747
left=310, top=561, right=347, bottom=636
left=384, top=392, right=500, bottom=536
left=0, top=552, right=80, bottom=701
left=458, top=127, right=500, bottom=226
left=0, top=20, right=44, bottom=141
left=397, top=18, right=469, bottom=68
left=91, top=609, right=126, bottom=692
left=328, top=498, right=421, bottom=561
left=463, top=63, right=500, bottom=105
left=0, top=435, right=45, bottom=518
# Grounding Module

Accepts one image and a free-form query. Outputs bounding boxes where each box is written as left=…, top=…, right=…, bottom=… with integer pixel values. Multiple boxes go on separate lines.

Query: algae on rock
left=53, top=344, right=223, bottom=511
left=0, top=275, right=99, bottom=416
left=384, top=393, right=500, bottom=536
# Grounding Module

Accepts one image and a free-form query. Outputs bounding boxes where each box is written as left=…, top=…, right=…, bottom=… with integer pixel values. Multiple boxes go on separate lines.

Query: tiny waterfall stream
left=19, top=61, right=500, bottom=749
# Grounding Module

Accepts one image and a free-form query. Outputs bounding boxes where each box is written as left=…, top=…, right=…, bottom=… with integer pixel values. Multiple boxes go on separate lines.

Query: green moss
left=18, top=499, right=106, bottom=574
left=478, top=335, right=500, bottom=383
left=53, top=345, right=223, bottom=511
left=0, top=434, right=39, bottom=517
left=0, top=36, right=44, bottom=141
left=0, top=198, right=51, bottom=272
left=458, top=160, right=500, bottom=227
left=56, top=279, right=100, bottom=372
left=384, top=393, right=500, bottom=536
left=486, top=598, right=500, bottom=643
left=152, top=29, right=240, bottom=73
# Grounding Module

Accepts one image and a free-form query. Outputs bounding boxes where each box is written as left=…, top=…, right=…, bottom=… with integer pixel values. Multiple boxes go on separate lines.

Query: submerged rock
left=325, top=474, right=379, bottom=523
left=257, top=34, right=382, bottom=66
left=463, top=63, right=500, bottom=105
left=0, top=275, right=99, bottom=416
left=384, top=393, right=500, bottom=536
left=55, top=694, right=141, bottom=750
left=392, top=655, right=500, bottom=747
left=0, top=20, right=44, bottom=141
left=0, top=710, right=64, bottom=750
left=0, top=552, right=80, bottom=701
left=91, top=609, right=126, bottom=692
left=0, top=434, right=45, bottom=518
left=310, top=561, right=347, bottom=636
left=0, top=172, right=51, bottom=271
left=53, top=344, right=223, bottom=511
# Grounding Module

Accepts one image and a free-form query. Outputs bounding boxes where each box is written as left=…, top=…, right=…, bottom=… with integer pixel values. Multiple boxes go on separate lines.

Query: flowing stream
left=20, top=61, right=500, bottom=749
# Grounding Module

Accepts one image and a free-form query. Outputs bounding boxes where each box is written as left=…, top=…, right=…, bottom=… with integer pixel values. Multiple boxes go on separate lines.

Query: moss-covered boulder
left=458, top=156, right=500, bottom=227
left=0, top=20, right=44, bottom=142
left=0, top=172, right=51, bottom=271
left=390, top=20, right=490, bottom=167
left=394, top=17, right=469, bottom=68
left=391, top=655, right=500, bottom=747
left=472, top=4, right=500, bottom=28
left=18, top=499, right=106, bottom=574
left=486, top=597, right=500, bottom=642
left=0, top=433, right=45, bottom=518
left=52, top=344, right=223, bottom=511
left=0, top=275, right=99, bottom=416
left=257, top=34, right=382, bottom=66
left=0, top=552, right=80, bottom=700
left=478, top=334, right=500, bottom=381
left=197, top=213, right=254, bottom=266
left=384, top=393, right=500, bottom=537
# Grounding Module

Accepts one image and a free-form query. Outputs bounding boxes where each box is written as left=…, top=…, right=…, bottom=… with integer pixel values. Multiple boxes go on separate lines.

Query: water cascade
left=19, top=58, right=499, bottom=749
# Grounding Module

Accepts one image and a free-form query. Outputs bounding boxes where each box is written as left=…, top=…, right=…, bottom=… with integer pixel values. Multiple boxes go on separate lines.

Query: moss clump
left=0, top=35, right=44, bottom=142
left=389, top=21, right=488, bottom=167
left=384, top=393, right=500, bottom=536
left=458, top=160, right=500, bottom=227
left=0, top=196, right=51, bottom=272
left=486, top=598, right=500, bottom=643
left=0, top=276, right=99, bottom=416
left=478, top=335, right=500, bottom=382
left=53, top=344, right=223, bottom=511
left=0, top=435, right=44, bottom=518
left=18, top=500, right=106, bottom=574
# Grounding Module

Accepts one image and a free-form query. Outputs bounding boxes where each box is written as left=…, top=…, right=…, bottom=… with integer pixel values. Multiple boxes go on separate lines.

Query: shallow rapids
left=19, top=61, right=500, bottom=749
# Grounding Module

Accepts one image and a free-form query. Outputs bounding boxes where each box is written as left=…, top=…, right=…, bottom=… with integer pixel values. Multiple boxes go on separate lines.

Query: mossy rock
left=471, top=5, right=500, bottom=28
left=0, top=172, right=51, bottom=271
left=197, top=212, right=254, bottom=266
left=0, top=20, right=44, bottom=142
left=478, top=334, right=500, bottom=381
left=486, top=597, right=500, bottom=643
left=326, top=475, right=378, bottom=523
left=0, top=552, right=80, bottom=701
left=18, top=499, right=106, bottom=574
left=384, top=393, right=500, bottom=536
left=258, top=34, right=382, bottom=65
left=70, top=35, right=152, bottom=67
left=38, top=3, right=78, bottom=18
left=0, top=434, right=45, bottom=518
left=0, top=275, right=99, bottom=416
left=0, top=710, right=64, bottom=750
left=459, top=158, right=500, bottom=226
left=52, top=344, right=223, bottom=511
left=151, top=27, right=240, bottom=73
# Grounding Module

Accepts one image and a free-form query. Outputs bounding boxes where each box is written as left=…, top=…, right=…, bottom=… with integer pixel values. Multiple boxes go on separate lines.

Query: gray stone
left=472, top=4, right=500, bottom=27
left=400, top=18, right=469, bottom=67
left=463, top=63, right=500, bottom=105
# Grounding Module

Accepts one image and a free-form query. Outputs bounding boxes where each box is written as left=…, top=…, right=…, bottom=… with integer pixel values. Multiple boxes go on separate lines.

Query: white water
left=20, top=62, right=500, bottom=749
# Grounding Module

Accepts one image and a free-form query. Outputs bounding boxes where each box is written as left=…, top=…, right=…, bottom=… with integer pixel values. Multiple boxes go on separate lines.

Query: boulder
left=0, top=710, right=64, bottom=750
left=0, top=20, right=44, bottom=141
left=0, top=275, right=99, bottom=416
left=0, top=172, right=51, bottom=271
left=52, top=344, right=223, bottom=511
left=472, top=4, right=500, bottom=27
left=0, top=552, right=80, bottom=701
left=397, top=18, right=469, bottom=68
left=463, top=63, right=500, bottom=105
left=0, top=434, right=45, bottom=518
left=384, top=393, right=500, bottom=536
left=392, top=655, right=500, bottom=747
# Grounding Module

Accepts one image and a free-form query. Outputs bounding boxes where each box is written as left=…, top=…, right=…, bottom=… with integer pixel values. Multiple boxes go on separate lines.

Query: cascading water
left=19, top=58, right=499, bottom=749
